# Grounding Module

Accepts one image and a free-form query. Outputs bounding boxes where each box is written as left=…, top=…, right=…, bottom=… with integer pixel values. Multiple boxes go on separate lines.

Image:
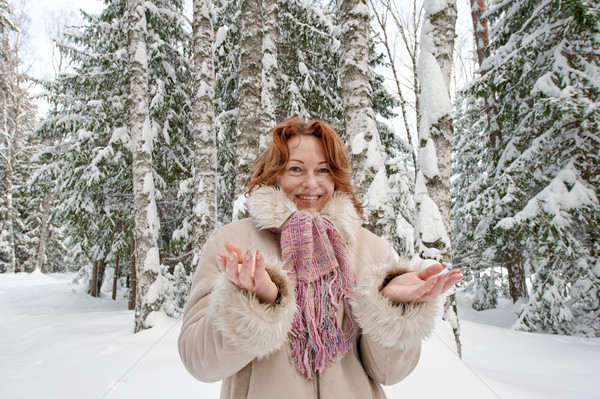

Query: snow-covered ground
left=1, top=271, right=599, bottom=399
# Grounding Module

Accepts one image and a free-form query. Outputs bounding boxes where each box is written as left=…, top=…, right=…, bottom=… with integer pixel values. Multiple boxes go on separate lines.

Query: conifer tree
left=36, top=0, right=192, bottom=315
left=0, top=1, right=37, bottom=273
left=453, top=0, right=600, bottom=336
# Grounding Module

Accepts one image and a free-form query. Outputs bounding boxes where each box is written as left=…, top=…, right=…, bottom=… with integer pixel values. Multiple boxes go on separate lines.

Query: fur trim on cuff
left=209, top=266, right=298, bottom=358
left=351, top=260, right=442, bottom=348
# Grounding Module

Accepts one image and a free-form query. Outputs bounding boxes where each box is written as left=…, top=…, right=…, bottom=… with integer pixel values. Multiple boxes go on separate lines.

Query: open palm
left=381, top=264, right=463, bottom=304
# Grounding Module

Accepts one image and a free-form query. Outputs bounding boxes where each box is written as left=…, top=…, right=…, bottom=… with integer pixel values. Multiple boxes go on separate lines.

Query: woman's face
left=278, top=135, right=335, bottom=213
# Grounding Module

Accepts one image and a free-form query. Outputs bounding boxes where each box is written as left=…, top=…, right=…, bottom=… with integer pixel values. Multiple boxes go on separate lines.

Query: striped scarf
left=274, top=210, right=355, bottom=378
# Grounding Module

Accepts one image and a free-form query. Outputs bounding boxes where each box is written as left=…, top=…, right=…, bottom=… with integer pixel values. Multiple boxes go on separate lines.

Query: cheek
left=277, top=175, right=296, bottom=195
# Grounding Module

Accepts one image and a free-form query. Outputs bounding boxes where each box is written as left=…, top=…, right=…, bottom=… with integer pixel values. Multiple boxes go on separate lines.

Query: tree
left=415, top=0, right=461, bottom=354
left=453, top=0, right=600, bottom=336
left=127, top=0, right=164, bottom=332
left=234, top=0, right=263, bottom=218
left=0, top=0, right=37, bottom=273
left=191, top=0, right=217, bottom=265
left=36, top=0, right=192, bottom=309
left=260, top=0, right=278, bottom=140
left=339, top=0, right=386, bottom=234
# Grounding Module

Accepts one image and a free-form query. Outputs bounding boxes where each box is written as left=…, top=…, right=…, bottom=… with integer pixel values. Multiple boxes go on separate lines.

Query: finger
left=417, top=274, right=447, bottom=302
left=440, top=270, right=463, bottom=293
left=225, top=250, right=240, bottom=284
left=238, top=250, right=255, bottom=289
left=253, top=250, right=269, bottom=285
left=217, top=252, right=226, bottom=272
left=225, top=242, right=244, bottom=262
left=417, top=264, right=446, bottom=280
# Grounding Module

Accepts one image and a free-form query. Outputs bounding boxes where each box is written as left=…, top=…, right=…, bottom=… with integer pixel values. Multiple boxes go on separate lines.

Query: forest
left=0, top=0, right=598, bottom=344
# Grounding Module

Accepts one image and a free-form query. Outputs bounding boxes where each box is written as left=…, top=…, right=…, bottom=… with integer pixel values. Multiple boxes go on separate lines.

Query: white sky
left=20, top=0, right=104, bottom=80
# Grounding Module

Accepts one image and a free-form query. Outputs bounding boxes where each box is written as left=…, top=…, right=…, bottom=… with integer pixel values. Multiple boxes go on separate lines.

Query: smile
left=297, top=195, right=320, bottom=201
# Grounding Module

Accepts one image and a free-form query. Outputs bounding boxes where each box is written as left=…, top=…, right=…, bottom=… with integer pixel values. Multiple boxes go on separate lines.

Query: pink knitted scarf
left=274, top=210, right=355, bottom=378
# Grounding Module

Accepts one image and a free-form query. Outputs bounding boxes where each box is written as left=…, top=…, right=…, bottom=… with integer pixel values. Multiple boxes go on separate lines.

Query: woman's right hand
left=217, top=242, right=279, bottom=304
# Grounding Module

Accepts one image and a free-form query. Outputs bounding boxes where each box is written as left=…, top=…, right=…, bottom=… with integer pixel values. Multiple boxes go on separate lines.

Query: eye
left=318, top=168, right=330, bottom=174
left=289, top=166, right=302, bottom=173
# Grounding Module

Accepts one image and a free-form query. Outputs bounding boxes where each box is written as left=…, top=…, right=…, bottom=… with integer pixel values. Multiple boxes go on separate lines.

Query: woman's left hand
left=381, top=264, right=463, bottom=305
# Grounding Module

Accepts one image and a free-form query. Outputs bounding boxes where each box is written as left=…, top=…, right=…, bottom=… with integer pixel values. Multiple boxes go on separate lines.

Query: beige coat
left=178, top=187, right=441, bottom=398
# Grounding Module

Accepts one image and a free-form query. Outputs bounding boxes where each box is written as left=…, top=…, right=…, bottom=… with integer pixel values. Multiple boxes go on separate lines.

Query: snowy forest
left=1, top=0, right=598, bottom=343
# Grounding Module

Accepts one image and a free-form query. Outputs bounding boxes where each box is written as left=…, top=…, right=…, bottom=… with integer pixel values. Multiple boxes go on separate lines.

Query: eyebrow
left=288, top=159, right=328, bottom=165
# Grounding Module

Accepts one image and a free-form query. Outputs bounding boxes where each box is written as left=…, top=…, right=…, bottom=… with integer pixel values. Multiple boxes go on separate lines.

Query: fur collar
left=247, top=185, right=361, bottom=243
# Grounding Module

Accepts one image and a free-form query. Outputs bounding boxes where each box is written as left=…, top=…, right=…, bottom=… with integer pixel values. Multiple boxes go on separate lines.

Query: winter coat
left=178, top=186, right=441, bottom=399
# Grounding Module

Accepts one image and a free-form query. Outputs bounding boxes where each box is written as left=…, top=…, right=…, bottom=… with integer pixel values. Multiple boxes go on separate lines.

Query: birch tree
left=415, top=0, right=460, bottom=354
left=191, top=0, right=216, bottom=261
left=260, top=0, right=278, bottom=144
left=339, top=0, right=386, bottom=233
left=128, top=0, right=162, bottom=332
left=234, top=0, right=263, bottom=218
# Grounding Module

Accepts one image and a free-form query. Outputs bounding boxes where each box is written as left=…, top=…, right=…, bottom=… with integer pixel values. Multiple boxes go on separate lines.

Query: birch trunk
left=415, top=0, right=461, bottom=355
left=260, top=0, right=278, bottom=147
left=339, top=0, right=385, bottom=232
left=191, top=0, right=216, bottom=259
left=128, top=0, right=162, bottom=333
left=235, top=0, right=263, bottom=217
left=0, top=45, right=19, bottom=274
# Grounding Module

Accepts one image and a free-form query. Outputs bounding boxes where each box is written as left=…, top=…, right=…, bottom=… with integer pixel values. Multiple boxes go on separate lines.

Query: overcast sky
left=21, top=0, right=103, bottom=80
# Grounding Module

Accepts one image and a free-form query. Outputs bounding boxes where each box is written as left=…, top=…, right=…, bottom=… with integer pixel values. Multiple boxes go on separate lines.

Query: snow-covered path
left=1, top=272, right=599, bottom=399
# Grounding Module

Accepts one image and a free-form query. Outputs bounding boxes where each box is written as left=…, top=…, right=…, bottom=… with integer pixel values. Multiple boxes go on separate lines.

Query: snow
left=2, top=272, right=599, bottom=399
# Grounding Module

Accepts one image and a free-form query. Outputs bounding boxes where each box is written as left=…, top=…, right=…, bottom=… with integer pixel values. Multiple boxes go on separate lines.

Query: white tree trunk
left=260, top=0, right=278, bottom=148
left=339, top=0, right=385, bottom=231
left=1, top=92, right=16, bottom=274
left=415, top=0, right=460, bottom=355
left=191, top=0, right=217, bottom=260
left=235, top=0, right=263, bottom=218
left=128, top=0, right=162, bottom=333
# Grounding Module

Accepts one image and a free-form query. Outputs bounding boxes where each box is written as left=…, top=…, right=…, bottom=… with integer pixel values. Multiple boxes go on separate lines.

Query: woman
left=178, top=118, right=462, bottom=398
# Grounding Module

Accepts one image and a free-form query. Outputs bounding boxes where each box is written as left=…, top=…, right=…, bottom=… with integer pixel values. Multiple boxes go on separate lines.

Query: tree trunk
left=35, top=195, right=51, bottom=273
left=97, top=259, right=107, bottom=294
left=0, top=65, right=16, bottom=274
left=128, top=0, right=162, bottom=333
left=339, top=0, right=385, bottom=231
left=90, top=260, right=99, bottom=297
left=112, top=253, right=119, bottom=301
left=260, top=0, right=278, bottom=145
left=504, top=230, right=529, bottom=302
left=416, top=0, right=461, bottom=356
left=235, top=0, right=263, bottom=217
left=128, top=239, right=136, bottom=311
left=469, top=0, right=501, bottom=162
left=191, top=0, right=217, bottom=261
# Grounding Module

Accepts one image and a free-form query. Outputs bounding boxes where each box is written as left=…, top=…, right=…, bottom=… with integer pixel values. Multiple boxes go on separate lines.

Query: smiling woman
left=178, top=117, right=462, bottom=399
left=275, top=134, right=335, bottom=213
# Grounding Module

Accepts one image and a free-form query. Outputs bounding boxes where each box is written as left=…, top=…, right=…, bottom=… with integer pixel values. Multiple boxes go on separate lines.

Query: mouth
left=296, top=194, right=321, bottom=201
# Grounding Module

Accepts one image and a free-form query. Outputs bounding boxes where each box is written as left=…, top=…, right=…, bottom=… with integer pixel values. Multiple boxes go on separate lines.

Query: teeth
left=298, top=195, right=319, bottom=200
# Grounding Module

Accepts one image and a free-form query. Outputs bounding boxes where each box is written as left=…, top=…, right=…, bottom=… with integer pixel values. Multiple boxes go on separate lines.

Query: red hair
left=248, top=117, right=363, bottom=216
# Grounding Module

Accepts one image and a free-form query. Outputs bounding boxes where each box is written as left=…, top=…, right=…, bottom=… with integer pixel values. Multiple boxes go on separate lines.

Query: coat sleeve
left=177, top=230, right=297, bottom=383
left=351, top=250, right=442, bottom=385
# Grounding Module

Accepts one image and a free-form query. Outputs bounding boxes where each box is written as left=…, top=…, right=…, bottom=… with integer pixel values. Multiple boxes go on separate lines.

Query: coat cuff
left=351, top=260, right=442, bottom=348
left=209, top=265, right=297, bottom=358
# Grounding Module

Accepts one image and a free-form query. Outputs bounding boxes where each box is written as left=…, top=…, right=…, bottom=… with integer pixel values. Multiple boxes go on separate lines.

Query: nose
left=302, top=171, right=318, bottom=189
